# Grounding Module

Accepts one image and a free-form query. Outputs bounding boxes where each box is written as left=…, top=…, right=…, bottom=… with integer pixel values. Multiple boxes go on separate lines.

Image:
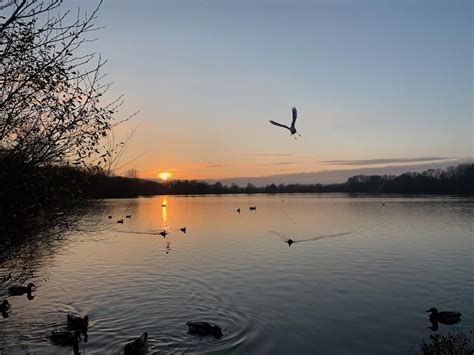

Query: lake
left=0, top=194, right=473, bottom=354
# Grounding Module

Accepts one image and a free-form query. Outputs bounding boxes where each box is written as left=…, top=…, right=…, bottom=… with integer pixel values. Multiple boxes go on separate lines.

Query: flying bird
left=269, top=107, right=300, bottom=138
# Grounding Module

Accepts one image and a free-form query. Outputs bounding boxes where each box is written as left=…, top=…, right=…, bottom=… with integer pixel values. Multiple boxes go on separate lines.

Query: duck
left=49, top=330, right=81, bottom=347
left=180, top=227, right=187, bottom=233
left=286, top=239, right=294, bottom=247
left=0, top=300, right=10, bottom=312
left=67, top=314, right=89, bottom=330
left=249, top=206, right=256, bottom=211
left=236, top=208, right=240, bottom=213
left=117, top=219, right=124, bottom=224
left=9, top=283, right=35, bottom=296
left=187, top=321, right=223, bottom=338
left=126, top=215, right=132, bottom=218
left=124, top=332, right=148, bottom=355
left=426, top=307, right=462, bottom=325
left=159, top=230, right=168, bottom=237
left=108, top=215, right=113, bottom=219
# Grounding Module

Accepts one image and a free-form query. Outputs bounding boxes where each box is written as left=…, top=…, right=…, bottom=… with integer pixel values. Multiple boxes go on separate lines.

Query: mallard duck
left=67, top=314, right=89, bottom=330
left=124, top=332, right=148, bottom=355
left=49, top=330, right=81, bottom=347
left=187, top=321, right=223, bottom=338
left=9, top=283, right=35, bottom=296
left=159, top=230, right=168, bottom=237
left=180, top=227, right=187, bottom=233
left=286, top=239, right=294, bottom=247
left=426, top=307, right=462, bottom=325
left=117, top=219, right=124, bottom=224
left=0, top=300, right=10, bottom=312
left=249, top=206, right=256, bottom=211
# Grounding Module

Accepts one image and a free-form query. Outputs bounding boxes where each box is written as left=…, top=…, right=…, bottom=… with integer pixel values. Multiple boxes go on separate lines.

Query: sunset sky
left=78, top=0, right=471, bottom=180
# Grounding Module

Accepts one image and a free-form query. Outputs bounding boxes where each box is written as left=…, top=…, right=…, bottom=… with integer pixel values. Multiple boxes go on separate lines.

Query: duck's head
left=1, top=300, right=10, bottom=307
left=27, top=283, right=35, bottom=291
left=212, top=326, right=223, bottom=337
left=426, top=307, right=438, bottom=314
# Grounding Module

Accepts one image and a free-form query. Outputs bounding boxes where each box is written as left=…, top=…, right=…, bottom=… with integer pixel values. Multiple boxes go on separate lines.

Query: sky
left=74, top=0, right=471, bottom=180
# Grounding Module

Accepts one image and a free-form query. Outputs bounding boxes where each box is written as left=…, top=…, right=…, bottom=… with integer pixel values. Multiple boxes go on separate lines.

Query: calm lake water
left=0, top=194, right=473, bottom=354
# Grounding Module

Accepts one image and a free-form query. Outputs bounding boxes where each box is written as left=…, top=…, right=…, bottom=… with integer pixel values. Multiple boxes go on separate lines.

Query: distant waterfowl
left=159, top=230, right=168, bottom=238
left=67, top=314, right=89, bottom=330
left=426, top=307, right=462, bottom=325
left=117, top=219, right=124, bottom=224
left=269, top=231, right=353, bottom=247
left=236, top=208, right=240, bottom=213
left=124, top=332, right=148, bottom=355
left=180, top=227, right=187, bottom=233
left=269, top=107, right=300, bottom=138
left=108, top=216, right=112, bottom=219
left=249, top=206, right=256, bottom=211
left=0, top=300, right=10, bottom=312
left=187, top=321, right=223, bottom=338
left=162, top=203, right=167, bottom=207
left=126, top=215, right=132, bottom=218
left=9, top=283, right=35, bottom=296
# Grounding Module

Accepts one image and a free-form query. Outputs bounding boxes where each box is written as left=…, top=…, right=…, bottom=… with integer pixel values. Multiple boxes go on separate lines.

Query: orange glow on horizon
left=158, top=171, right=172, bottom=181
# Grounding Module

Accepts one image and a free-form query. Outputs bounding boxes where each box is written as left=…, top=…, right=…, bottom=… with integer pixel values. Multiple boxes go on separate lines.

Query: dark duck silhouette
left=0, top=300, right=10, bottom=312
left=1, top=300, right=10, bottom=318
left=124, top=332, right=148, bottom=355
left=108, top=216, right=113, bottom=219
left=249, top=206, right=256, bottom=211
left=159, top=230, right=168, bottom=238
left=426, top=307, right=461, bottom=330
left=49, top=330, right=81, bottom=354
left=9, top=283, right=35, bottom=296
left=126, top=215, right=132, bottom=218
left=187, top=321, right=223, bottom=338
left=180, top=227, right=187, bottom=233
left=286, top=239, right=294, bottom=247
left=117, top=219, right=124, bottom=224
left=67, top=314, right=89, bottom=330
left=236, top=208, right=240, bottom=213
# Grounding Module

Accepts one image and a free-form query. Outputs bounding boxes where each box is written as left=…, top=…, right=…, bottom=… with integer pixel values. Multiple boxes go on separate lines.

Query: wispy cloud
left=322, top=157, right=454, bottom=166
left=248, top=153, right=294, bottom=157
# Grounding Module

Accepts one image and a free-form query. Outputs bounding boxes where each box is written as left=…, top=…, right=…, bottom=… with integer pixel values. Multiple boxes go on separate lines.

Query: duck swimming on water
left=187, top=321, right=223, bottom=338
left=67, top=314, right=89, bottom=329
left=9, top=283, right=35, bottom=296
left=124, top=332, right=148, bottom=355
left=49, top=330, right=81, bottom=354
left=0, top=300, right=10, bottom=312
left=426, top=307, right=462, bottom=325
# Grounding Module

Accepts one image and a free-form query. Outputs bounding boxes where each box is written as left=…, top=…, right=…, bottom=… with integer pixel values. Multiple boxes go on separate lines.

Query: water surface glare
left=1, top=194, right=473, bottom=354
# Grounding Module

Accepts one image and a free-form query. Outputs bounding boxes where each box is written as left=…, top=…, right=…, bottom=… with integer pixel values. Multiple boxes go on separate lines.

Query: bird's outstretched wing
left=269, top=120, right=290, bottom=130
left=291, top=107, right=297, bottom=127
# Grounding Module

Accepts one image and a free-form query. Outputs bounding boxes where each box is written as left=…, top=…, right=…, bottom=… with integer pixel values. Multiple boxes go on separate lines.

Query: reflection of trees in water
left=0, top=201, right=111, bottom=298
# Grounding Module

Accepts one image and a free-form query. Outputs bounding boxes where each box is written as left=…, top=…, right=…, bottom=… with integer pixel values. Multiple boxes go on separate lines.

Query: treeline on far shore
left=88, top=163, right=473, bottom=197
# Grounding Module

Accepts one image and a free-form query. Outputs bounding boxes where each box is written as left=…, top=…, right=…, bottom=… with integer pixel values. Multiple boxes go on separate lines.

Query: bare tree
left=125, top=168, right=139, bottom=179
left=0, top=0, right=125, bottom=168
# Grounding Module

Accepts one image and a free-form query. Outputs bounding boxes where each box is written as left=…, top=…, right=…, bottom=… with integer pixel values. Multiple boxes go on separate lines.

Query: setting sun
left=158, top=171, right=172, bottom=181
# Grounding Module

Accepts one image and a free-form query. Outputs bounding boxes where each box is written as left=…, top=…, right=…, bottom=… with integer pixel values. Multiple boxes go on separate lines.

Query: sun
left=158, top=171, right=172, bottom=181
